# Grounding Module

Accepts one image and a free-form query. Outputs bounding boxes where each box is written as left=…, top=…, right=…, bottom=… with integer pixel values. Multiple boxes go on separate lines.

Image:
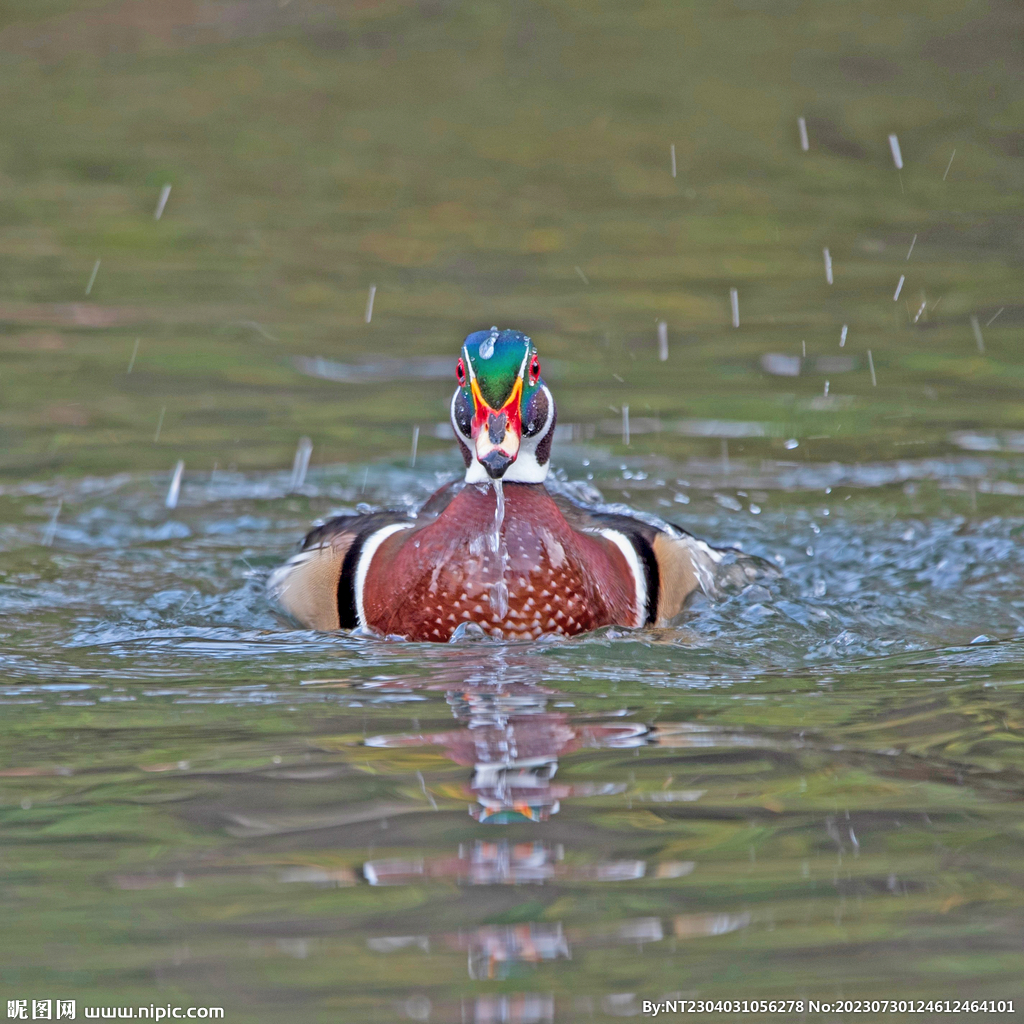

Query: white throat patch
left=453, top=384, right=555, bottom=485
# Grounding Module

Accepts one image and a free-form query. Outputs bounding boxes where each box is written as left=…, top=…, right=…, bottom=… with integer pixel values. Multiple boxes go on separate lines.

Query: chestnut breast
left=361, top=484, right=638, bottom=641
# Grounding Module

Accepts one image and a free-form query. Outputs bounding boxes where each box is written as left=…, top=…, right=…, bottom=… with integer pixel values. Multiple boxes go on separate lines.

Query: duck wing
left=548, top=490, right=772, bottom=625
left=268, top=478, right=465, bottom=630
left=267, top=509, right=414, bottom=630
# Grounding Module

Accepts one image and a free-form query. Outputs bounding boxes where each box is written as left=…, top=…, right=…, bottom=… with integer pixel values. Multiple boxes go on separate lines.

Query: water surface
left=2, top=0, right=1024, bottom=1020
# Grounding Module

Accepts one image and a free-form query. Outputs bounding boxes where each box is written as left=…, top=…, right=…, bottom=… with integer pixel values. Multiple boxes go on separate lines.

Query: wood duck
left=269, top=327, right=742, bottom=641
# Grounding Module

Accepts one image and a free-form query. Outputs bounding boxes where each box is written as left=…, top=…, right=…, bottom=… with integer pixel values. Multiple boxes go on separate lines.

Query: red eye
left=528, top=353, right=540, bottom=385
left=456, top=358, right=466, bottom=386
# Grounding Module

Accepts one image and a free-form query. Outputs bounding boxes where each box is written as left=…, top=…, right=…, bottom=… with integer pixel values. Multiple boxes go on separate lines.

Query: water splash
left=479, top=326, right=499, bottom=360
left=7, top=458, right=1024, bottom=675
left=488, top=478, right=509, bottom=619
left=491, top=476, right=505, bottom=541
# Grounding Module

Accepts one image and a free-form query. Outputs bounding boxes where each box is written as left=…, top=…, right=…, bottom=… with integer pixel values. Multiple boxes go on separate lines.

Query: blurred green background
left=1, top=0, right=1022, bottom=479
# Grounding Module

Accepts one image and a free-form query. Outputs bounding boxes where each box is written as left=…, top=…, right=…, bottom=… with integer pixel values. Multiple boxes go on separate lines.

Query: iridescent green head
left=450, top=327, right=556, bottom=483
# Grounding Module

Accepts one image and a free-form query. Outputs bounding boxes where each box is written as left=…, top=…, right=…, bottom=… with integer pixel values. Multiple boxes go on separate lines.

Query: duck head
left=450, top=327, right=557, bottom=483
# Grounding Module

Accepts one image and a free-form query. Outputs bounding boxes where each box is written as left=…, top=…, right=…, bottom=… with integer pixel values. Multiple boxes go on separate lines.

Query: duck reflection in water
left=365, top=839, right=654, bottom=886
left=367, top=912, right=751, bottom=984
left=365, top=682, right=645, bottom=822
left=356, top=666, right=753, bottom=1000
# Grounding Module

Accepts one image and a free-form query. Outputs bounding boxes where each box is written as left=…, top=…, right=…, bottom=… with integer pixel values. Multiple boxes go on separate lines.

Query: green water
left=1, top=1, right=1024, bottom=1021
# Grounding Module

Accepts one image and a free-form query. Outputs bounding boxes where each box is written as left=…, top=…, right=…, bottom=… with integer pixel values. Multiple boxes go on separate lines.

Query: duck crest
left=268, top=328, right=763, bottom=640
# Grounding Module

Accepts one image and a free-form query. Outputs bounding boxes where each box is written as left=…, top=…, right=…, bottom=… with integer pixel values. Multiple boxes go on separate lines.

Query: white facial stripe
left=451, top=389, right=472, bottom=443
left=462, top=344, right=477, bottom=382
left=517, top=347, right=530, bottom=379
left=531, top=385, right=554, bottom=444
left=596, top=528, right=647, bottom=627
left=354, top=523, right=414, bottom=630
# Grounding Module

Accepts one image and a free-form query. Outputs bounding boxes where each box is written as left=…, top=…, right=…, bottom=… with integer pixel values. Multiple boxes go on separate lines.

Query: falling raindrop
left=797, top=116, right=809, bottom=151
left=166, top=461, right=185, bottom=509
left=657, top=320, right=668, bottom=361
left=154, top=184, right=172, bottom=220
left=410, top=426, right=420, bottom=467
left=888, top=133, right=903, bottom=169
left=970, top=315, right=985, bottom=353
left=85, top=259, right=101, bottom=296
left=289, top=438, right=313, bottom=491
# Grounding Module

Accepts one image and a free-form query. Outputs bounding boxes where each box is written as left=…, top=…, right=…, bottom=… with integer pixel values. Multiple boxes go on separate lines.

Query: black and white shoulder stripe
left=592, top=526, right=660, bottom=627
left=268, top=512, right=413, bottom=631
